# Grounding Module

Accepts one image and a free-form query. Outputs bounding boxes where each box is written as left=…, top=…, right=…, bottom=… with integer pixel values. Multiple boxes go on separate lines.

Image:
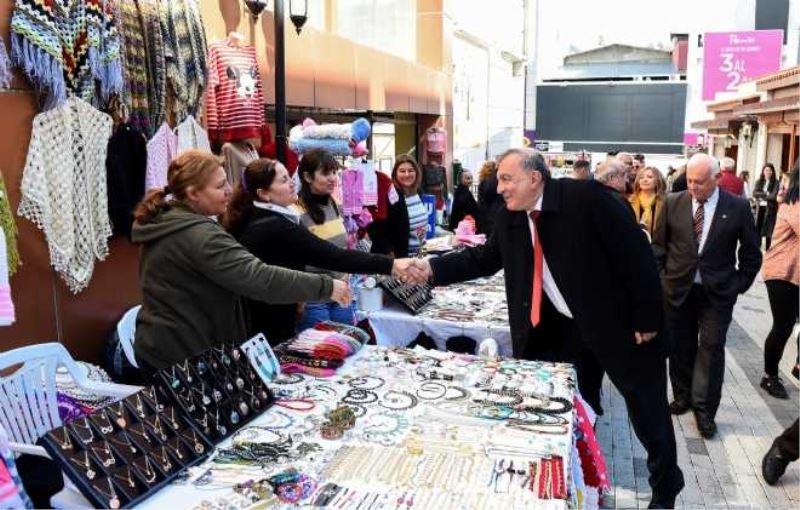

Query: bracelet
left=341, top=388, right=378, bottom=404
left=275, top=398, right=316, bottom=412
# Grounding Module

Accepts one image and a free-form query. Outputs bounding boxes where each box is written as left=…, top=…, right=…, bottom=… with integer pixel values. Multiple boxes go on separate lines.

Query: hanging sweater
left=10, top=0, right=123, bottom=109
left=145, top=122, right=178, bottom=191
left=205, top=41, right=265, bottom=142
left=106, top=123, right=147, bottom=237
left=17, top=97, right=113, bottom=293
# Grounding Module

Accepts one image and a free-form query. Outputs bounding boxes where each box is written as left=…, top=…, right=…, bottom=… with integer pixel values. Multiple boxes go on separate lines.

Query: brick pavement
left=598, top=277, right=800, bottom=509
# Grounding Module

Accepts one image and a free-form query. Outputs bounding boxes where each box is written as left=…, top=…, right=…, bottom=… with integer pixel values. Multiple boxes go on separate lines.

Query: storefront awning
left=690, top=115, right=737, bottom=130
left=734, top=96, right=800, bottom=116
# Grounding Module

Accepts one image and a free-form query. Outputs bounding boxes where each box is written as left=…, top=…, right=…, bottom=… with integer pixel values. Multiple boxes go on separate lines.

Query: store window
left=335, top=0, right=415, bottom=61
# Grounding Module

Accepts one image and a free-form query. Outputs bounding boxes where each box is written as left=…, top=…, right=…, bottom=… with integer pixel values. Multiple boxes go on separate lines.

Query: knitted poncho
left=18, top=97, right=113, bottom=293
left=162, top=0, right=208, bottom=121
left=10, top=0, right=123, bottom=109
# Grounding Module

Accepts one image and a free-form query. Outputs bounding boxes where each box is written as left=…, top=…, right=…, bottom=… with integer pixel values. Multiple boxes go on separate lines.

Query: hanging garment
left=222, top=141, right=259, bottom=186
left=145, top=122, right=178, bottom=191
left=161, top=0, right=208, bottom=121
left=140, top=0, right=168, bottom=131
left=176, top=115, right=211, bottom=155
left=17, top=97, right=113, bottom=293
left=0, top=229, right=15, bottom=327
left=0, top=36, right=10, bottom=89
left=421, top=127, right=447, bottom=164
left=10, top=0, right=123, bottom=110
left=112, top=0, right=152, bottom=136
left=0, top=171, right=19, bottom=275
left=341, top=169, right=364, bottom=216
left=358, top=160, right=378, bottom=206
left=106, top=123, right=147, bottom=237
left=205, top=41, right=265, bottom=143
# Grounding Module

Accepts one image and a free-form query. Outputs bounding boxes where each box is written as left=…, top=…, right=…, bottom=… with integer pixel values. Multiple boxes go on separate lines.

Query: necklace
left=165, top=438, right=185, bottom=460
left=195, top=410, right=211, bottom=435
left=158, top=446, right=173, bottom=472
left=131, top=394, right=147, bottom=419
left=68, top=451, right=96, bottom=480
left=188, top=430, right=206, bottom=454
left=142, top=387, right=164, bottom=411
left=91, top=411, right=115, bottom=434
left=113, top=467, right=137, bottom=490
left=139, top=455, right=157, bottom=484
left=191, top=383, right=212, bottom=406
left=71, top=418, right=95, bottom=443
left=213, top=409, right=227, bottom=436
left=149, top=415, right=168, bottom=441
left=107, top=402, right=128, bottom=428
left=93, top=477, right=120, bottom=509
left=176, top=360, right=193, bottom=383
left=165, top=407, right=181, bottom=430
left=168, top=366, right=183, bottom=389
left=129, top=424, right=154, bottom=446
left=90, top=441, right=116, bottom=467
left=215, top=346, right=231, bottom=366
left=51, top=426, right=73, bottom=450
left=107, top=432, right=137, bottom=455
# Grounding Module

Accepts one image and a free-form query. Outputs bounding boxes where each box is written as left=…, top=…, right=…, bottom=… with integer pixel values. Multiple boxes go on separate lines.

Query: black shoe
left=695, top=413, right=717, bottom=439
left=648, top=495, right=676, bottom=509
left=669, top=399, right=691, bottom=415
left=761, top=375, right=789, bottom=399
left=762, top=443, right=791, bottom=485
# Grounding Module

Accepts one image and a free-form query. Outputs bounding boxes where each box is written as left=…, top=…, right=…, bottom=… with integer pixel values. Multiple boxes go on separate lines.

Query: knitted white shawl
left=18, top=97, right=113, bottom=293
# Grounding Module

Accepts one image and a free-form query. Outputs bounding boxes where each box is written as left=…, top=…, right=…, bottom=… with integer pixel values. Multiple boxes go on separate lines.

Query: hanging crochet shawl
left=18, top=97, right=113, bottom=293
left=10, top=0, right=123, bottom=109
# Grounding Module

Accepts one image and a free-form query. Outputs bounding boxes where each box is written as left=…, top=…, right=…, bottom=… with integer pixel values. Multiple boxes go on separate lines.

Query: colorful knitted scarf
left=10, top=0, right=123, bottom=109
left=162, top=0, right=208, bottom=121
left=140, top=0, right=167, bottom=129
left=112, top=0, right=151, bottom=135
left=0, top=171, right=19, bottom=275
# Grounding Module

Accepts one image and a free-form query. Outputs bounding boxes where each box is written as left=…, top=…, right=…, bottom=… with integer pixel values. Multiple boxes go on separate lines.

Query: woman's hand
left=330, top=279, right=352, bottom=306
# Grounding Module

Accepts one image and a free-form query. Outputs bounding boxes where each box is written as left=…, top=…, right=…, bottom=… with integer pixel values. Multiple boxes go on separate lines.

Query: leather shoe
left=648, top=496, right=676, bottom=509
left=668, top=399, right=691, bottom=415
left=762, top=444, right=791, bottom=485
left=695, top=413, right=717, bottom=439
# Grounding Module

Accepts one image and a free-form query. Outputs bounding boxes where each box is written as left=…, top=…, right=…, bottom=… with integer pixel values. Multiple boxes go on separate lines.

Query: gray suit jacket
left=652, top=189, right=761, bottom=308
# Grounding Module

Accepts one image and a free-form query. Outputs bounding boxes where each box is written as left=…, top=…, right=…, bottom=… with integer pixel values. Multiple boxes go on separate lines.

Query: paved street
left=598, top=276, right=800, bottom=509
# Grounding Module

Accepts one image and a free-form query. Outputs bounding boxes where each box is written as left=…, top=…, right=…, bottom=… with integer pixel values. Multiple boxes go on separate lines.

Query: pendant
left=86, top=469, right=96, bottom=480
left=239, top=401, right=249, bottom=416
left=194, top=442, right=205, bottom=454
left=162, top=460, right=172, bottom=471
left=235, top=377, right=245, bottom=390
left=222, top=354, right=231, bottom=366
left=226, top=382, right=234, bottom=393
left=101, top=425, right=113, bottom=434
left=217, top=425, right=227, bottom=436
left=202, top=395, right=211, bottom=406
left=171, top=378, right=181, bottom=389
left=211, top=360, right=219, bottom=370
left=252, top=398, right=261, bottom=409
left=232, top=348, right=241, bottom=361
left=248, top=370, right=256, bottom=381
left=212, top=390, right=223, bottom=403
left=116, top=417, right=127, bottom=428
left=186, top=374, right=193, bottom=383
left=259, top=390, right=269, bottom=401
left=102, top=458, right=114, bottom=467
left=109, top=497, right=120, bottom=509
left=230, top=411, right=240, bottom=424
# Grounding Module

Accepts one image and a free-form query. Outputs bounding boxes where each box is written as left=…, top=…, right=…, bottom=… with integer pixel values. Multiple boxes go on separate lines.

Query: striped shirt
left=205, top=42, right=264, bottom=143
left=294, top=200, right=347, bottom=279
left=405, top=194, right=429, bottom=256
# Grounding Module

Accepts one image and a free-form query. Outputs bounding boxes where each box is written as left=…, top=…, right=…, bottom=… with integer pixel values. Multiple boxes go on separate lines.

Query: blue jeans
left=297, top=301, right=356, bottom=332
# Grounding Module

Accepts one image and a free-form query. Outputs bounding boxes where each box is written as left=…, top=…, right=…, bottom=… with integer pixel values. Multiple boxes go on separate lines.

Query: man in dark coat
left=415, top=148, right=684, bottom=508
left=653, top=153, right=761, bottom=439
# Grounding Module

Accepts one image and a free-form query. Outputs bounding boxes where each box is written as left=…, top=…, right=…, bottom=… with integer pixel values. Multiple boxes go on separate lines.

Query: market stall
left=39, top=332, right=607, bottom=509
left=358, top=272, right=513, bottom=355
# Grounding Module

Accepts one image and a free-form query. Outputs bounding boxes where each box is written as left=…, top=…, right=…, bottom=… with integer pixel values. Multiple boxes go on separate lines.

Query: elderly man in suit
left=414, top=148, right=684, bottom=509
left=653, top=153, right=761, bottom=439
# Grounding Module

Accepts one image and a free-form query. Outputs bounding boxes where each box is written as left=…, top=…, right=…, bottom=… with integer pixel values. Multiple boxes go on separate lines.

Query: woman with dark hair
left=225, top=158, right=404, bottom=344
left=477, top=160, right=503, bottom=237
left=368, top=154, right=428, bottom=257
left=131, top=151, right=349, bottom=370
left=759, top=160, right=800, bottom=399
left=448, top=169, right=479, bottom=231
left=754, top=163, right=780, bottom=249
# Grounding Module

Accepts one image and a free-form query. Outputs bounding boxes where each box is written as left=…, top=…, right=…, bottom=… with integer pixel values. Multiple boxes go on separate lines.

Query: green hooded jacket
left=131, top=204, right=333, bottom=369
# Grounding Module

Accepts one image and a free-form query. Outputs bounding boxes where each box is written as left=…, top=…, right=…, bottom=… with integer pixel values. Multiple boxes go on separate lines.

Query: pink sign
left=703, top=30, right=783, bottom=101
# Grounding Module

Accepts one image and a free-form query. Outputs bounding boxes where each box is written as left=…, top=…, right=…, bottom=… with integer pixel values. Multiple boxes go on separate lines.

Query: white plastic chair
left=117, top=305, right=141, bottom=368
left=0, top=342, right=142, bottom=508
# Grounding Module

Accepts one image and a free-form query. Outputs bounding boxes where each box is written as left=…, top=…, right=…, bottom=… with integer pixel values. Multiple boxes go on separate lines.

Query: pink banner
left=702, top=30, right=783, bottom=101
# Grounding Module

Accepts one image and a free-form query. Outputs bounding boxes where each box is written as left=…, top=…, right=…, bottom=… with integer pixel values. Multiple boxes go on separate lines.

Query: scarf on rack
left=0, top=171, right=19, bottom=275
left=162, top=0, right=208, bottom=121
left=10, top=0, right=123, bottom=109
left=18, top=97, right=113, bottom=293
left=112, top=0, right=151, bottom=136
left=139, top=0, right=167, bottom=130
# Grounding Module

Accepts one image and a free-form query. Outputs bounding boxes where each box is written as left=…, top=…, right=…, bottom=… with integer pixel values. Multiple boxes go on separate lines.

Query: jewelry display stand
left=39, top=386, right=213, bottom=508
left=378, top=276, right=433, bottom=315
left=155, top=343, right=275, bottom=442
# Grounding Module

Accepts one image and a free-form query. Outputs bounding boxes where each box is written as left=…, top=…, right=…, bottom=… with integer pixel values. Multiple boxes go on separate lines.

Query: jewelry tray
left=378, top=276, right=433, bottom=315
left=154, top=343, right=275, bottom=443
left=38, top=386, right=213, bottom=509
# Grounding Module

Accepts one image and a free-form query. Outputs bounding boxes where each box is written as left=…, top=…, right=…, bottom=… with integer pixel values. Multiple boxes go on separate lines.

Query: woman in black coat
left=448, top=170, right=479, bottom=231
left=754, top=163, right=780, bottom=250
left=477, top=160, right=504, bottom=237
left=226, top=158, right=401, bottom=344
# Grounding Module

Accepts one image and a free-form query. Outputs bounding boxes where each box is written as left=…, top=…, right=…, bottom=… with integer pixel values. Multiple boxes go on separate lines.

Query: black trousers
left=667, top=284, right=733, bottom=420
left=764, top=280, right=800, bottom=376
left=774, top=419, right=799, bottom=461
left=521, top=296, right=683, bottom=498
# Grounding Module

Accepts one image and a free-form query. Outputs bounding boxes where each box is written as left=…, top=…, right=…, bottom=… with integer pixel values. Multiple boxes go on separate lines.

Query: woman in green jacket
left=131, top=150, right=350, bottom=370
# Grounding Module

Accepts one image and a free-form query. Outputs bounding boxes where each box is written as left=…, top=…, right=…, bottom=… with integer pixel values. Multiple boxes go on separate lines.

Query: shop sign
left=702, top=30, right=783, bottom=101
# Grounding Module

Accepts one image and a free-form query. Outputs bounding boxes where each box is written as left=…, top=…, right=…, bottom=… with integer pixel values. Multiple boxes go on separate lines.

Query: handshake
left=391, top=258, right=433, bottom=285
left=328, top=258, right=433, bottom=306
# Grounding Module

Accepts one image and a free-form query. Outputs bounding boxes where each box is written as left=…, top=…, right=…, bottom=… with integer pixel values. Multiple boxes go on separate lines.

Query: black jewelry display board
left=39, top=386, right=213, bottom=509
left=154, top=343, right=275, bottom=442
left=378, top=276, right=433, bottom=315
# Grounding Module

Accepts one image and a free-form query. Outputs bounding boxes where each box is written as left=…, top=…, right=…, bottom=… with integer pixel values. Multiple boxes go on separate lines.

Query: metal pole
left=275, top=0, right=287, bottom=164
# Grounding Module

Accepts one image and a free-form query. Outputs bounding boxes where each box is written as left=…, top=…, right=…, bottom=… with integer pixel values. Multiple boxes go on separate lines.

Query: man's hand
left=634, top=331, right=658, bottom=344
left=330, top=279, right=352, bottom=306
left=393, top=258, right=431, bottom=284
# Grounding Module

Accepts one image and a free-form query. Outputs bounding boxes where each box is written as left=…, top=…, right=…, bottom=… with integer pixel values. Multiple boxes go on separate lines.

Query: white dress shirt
left=528, top=197, right=573, bottom=318
left=692, top=186, right=719, bottom=284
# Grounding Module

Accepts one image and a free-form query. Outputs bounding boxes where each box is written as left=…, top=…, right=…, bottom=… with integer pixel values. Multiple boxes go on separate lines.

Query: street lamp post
left=274, top=0, right=287, bottom=164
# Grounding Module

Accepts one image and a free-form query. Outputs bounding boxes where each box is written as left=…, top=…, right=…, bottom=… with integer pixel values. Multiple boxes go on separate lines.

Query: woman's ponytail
left=133, top=188, right=171, bottom=225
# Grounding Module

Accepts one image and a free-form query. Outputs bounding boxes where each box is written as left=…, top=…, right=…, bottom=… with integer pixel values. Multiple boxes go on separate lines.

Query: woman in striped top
left=368, top=155, right=428, bottom=257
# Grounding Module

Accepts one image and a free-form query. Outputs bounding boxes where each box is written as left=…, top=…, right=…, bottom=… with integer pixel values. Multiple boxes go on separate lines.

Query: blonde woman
left=629, top=166, right=666, bottom=238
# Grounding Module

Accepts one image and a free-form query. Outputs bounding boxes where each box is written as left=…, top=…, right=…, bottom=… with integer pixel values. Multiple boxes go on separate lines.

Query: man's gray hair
left=497, top=148, right=551, bottom=179
left=721, top=157, right=736, bottom=172
left=596, top=161, right=626, bottom=184
left=687, top=153, right=721, bottom=177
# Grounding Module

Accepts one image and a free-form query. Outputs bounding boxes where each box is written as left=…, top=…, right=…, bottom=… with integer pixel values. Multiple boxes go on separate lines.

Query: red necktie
left=530, top=211, right=543, bottom=327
